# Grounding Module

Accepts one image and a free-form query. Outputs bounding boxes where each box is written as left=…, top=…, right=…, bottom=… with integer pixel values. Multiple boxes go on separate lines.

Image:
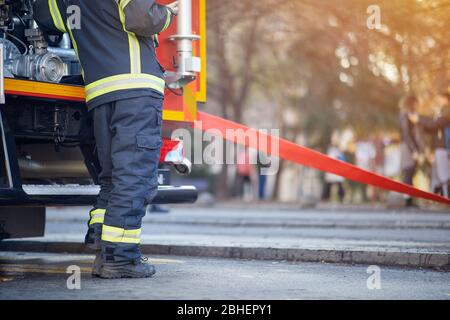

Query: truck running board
left=0, top=185, right=198, bottom=206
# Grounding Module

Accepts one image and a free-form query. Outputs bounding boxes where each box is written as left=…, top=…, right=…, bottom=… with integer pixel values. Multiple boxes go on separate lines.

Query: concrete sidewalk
left=1, top=206, right=449, bottom=269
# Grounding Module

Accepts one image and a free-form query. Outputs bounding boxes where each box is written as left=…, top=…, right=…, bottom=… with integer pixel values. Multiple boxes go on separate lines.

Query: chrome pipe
left=59, top=33, right=72, bottom=50
left=47, top=47, right=78, bottom=61
left=178, top=0, right=193, bottom=75
left=19, top=159, right=90, bottom=178
left=170, top=0, right=200, bottom=75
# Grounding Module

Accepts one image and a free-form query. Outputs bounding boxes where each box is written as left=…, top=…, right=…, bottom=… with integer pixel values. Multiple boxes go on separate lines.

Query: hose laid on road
left=195, top=111, right=450, bottom=205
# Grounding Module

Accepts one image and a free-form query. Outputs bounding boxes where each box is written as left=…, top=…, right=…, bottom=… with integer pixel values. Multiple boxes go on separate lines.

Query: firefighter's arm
left=32, top=0, right=66, bottom=35
left=120, top=0, right=176, bottom=37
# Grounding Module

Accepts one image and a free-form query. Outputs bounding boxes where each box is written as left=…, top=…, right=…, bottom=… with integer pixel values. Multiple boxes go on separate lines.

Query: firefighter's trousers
left=84, top=95, right=163, bottom=263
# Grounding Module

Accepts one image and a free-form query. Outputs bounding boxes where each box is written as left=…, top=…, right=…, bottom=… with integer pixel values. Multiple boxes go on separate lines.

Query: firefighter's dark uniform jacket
left=33, top=0, right=174, bottom=109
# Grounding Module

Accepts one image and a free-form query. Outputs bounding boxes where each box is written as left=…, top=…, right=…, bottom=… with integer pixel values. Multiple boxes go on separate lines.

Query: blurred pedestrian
left=147, top=163, right=171, bottom=214
left=399, top=94, right=425, bottom=207
left=256, top=152, right=271, bottom=201
left=148, top=204, right=170, bottom=214
left=372, top=137, right=387, bottom=201
left=236, top=148, right=254, bottom=201
left=410, top=92, right=450, bottom=197
left=355, top=141, right=377, bottom=202
left=322, top=145, right=346, bottom=203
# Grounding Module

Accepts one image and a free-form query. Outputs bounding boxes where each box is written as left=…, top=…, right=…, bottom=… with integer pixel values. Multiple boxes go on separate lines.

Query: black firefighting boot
left=84, top=208, right=106, bottom=250
left=99, top=257, right=156, bottom=279
left=84, top=208, right=106, bottom=277
left=91, top=252, right=103, bottom=277
left=85, top=224, right=102, bottom=250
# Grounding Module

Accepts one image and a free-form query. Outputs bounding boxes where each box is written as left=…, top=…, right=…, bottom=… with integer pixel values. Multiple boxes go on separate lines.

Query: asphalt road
left=0, top=252, right=449, bottom=300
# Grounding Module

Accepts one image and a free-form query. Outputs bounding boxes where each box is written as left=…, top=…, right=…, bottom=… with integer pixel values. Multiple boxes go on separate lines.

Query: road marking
left=0, top=258, right=184, bottom=275
left=0, top=276, right=14, bottom=282
left=0, top=264, right=91, bottom=274
left=148, top=258, right=185, bottom=264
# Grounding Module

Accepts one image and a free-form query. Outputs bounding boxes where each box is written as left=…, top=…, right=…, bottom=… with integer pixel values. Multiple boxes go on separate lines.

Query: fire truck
left=0, top=0, right=205, bottom=239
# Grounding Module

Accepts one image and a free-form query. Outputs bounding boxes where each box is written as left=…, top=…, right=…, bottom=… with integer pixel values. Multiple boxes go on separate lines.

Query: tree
left=205, top=0, right=450, bottom=200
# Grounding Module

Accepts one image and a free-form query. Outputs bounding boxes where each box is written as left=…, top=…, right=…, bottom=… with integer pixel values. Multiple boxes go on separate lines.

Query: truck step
left=0, top=185, right=198, bottom=206
left=23, top=184, right=100, bottom=196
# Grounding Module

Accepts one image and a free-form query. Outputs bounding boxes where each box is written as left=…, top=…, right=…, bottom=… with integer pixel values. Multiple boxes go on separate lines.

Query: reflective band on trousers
left=89, top=208, right=106, bottom=225
left=48, top=0, right=67, bottom=33
left=101, top=225, right=142, bottom=244
left=85, top=74, right=165, bottom=102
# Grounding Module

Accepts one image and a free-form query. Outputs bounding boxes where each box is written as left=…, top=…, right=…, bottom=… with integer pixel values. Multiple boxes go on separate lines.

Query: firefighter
left=33, top=0, right=179, bottom=279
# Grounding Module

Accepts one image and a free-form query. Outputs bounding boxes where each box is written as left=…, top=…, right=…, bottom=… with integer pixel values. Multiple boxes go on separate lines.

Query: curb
left=140, top=219, right=450, bottom=230
left=1, top=241, right=449, bottom=270
left=46, top=217, right=450, bottom=230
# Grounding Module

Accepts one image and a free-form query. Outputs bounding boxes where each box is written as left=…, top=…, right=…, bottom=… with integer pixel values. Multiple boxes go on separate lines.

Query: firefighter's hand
left=167, top=1, right=179, bottom=15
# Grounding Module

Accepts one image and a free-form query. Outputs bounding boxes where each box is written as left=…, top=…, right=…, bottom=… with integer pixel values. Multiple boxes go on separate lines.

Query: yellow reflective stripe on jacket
left=48, top=0, right=67, bottom=33
left=89, top=208, right=106, bottom=225
left=101, top=225, right=141, bottom=244
left=161, top=8, right=172, bottom=32
left=66, top=24, right=84, bottom=79
left=48, top=1, right=84, bottom=79
left=85, top=73, right=165, bottom=102
left=153, top=35, right=159, bottom=47
left=118, top=2, right=141, bottom=74
left=119, top=0, right=132, bottom=10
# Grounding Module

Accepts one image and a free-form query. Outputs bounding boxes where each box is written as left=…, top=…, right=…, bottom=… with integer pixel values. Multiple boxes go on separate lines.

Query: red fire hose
left=195, top=111, right=450, bottom=205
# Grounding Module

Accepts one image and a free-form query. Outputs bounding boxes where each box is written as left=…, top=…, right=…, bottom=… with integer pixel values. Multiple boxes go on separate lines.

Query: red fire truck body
left=0, top=0, right=205, bottom=239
